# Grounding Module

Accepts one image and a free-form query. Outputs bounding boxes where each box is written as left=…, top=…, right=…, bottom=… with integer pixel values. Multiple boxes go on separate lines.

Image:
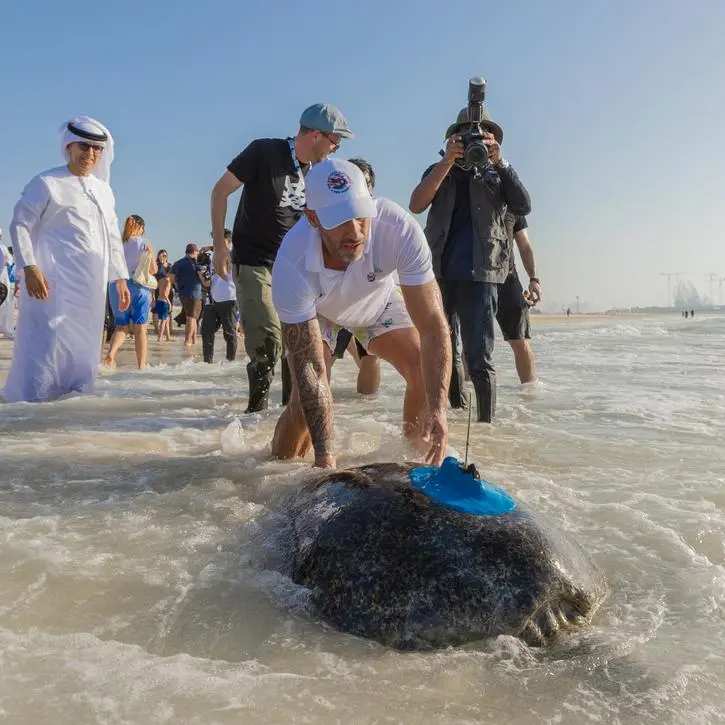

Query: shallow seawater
left=0, top=313, right=724, bottom=725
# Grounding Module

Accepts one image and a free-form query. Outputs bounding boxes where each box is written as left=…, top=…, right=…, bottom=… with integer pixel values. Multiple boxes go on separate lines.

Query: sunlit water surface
left=0, top=314, right=724, bottom=724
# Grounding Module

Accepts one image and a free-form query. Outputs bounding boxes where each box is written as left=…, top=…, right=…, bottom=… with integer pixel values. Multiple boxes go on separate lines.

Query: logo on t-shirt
left=367, top=272, right=376, bottom=282
left=279, top=175, right=306, bottom=211
left=327, top=171, right=351, bottom=194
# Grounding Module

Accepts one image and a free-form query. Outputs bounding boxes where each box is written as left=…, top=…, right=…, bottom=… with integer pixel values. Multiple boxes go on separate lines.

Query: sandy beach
left=0, top=326, right=204, bottom=389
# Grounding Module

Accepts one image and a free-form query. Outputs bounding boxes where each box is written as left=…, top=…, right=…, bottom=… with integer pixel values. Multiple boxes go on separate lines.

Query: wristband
left=529, top=277, right=540, bottom=284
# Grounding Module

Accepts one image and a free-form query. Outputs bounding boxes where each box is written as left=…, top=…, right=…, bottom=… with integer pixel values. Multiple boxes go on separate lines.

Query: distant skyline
left=2, top=0, right=724, bottom=311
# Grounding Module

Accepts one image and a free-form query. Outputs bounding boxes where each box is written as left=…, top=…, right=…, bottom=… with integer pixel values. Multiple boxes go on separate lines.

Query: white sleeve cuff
left=398, top=268, right=436, bottom=287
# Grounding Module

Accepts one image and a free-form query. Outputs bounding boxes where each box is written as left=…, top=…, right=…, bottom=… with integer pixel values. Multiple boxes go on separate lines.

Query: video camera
left=456, top=76, right=489, bottom=171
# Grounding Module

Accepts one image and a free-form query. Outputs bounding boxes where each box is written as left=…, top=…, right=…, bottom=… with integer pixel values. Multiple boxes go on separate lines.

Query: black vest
left=424, top=168, right=511, bottom=284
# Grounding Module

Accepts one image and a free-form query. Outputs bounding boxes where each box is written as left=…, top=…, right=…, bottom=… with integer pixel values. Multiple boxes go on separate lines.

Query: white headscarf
left=60, top=116, right=115, bottom=183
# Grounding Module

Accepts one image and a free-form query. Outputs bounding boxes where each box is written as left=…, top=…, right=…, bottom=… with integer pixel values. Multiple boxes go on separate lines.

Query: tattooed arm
left=282, top=319, right=336, bottom=468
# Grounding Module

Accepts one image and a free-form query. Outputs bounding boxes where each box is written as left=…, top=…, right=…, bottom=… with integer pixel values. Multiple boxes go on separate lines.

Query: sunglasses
left=319, top=131, right=340, bottom=152
left=77, top=142, right=104, bottom=154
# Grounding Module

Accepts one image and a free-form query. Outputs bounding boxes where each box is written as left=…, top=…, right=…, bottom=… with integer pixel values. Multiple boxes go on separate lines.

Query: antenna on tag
left=463, top=391, right=472, bottom=469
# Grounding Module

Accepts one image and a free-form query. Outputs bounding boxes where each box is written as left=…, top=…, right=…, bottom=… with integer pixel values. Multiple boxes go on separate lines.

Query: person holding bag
left=105, top=214, right=157, bottom=369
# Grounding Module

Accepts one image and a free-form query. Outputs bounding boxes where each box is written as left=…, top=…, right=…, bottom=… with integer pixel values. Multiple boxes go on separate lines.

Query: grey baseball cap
left=299, top=103, right=354, bottom=139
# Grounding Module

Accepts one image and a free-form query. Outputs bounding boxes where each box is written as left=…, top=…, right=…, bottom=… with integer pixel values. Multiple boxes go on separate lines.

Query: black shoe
left=449, top=361, right=468, bottom=409
left=472, top=375, right=496, bottom=423
left=246, top=362, right=273, bottom=413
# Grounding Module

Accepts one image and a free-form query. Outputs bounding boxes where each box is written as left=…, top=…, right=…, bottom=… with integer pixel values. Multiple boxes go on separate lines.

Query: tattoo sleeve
left=282, top=320, right=334, bottom=459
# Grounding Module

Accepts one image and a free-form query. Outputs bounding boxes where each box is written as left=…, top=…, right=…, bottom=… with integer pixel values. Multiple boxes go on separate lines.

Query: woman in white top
left=105, top=214, right=157, bottom=368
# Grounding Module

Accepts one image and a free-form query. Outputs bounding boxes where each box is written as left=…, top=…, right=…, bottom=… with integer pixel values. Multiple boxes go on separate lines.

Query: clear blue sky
left=2, top=0, right=724, bottom=311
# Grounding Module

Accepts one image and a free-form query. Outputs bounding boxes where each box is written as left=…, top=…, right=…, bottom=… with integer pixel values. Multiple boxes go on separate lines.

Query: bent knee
left=400, top=353, right=424, bottom=385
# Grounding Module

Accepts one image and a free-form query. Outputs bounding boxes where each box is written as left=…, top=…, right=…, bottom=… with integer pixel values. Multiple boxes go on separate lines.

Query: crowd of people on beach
left=0, top=97, right=544, bottom=469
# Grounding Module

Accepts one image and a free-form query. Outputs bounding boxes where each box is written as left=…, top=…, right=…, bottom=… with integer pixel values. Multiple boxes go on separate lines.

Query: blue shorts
left=154, top=299, right=170, bottom=321
left=109, top=280, right=152, bottom=326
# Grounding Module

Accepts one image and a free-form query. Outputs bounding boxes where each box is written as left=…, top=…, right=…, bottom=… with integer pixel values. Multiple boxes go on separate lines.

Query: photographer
left=410, top=94, right=531, bottom=423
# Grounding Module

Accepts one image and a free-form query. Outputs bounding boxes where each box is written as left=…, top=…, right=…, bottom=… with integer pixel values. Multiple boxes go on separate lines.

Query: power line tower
left=702, top=273, right=719, bottom=306
left=659, top=272, right=683, bottom=307
left=659, top=272, right=699, bottom=307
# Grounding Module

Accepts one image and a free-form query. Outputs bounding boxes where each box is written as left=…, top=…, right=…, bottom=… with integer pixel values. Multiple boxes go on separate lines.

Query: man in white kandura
left=271, top=158, right=452, bottom=469
left=2, top=116, right=130, bottom=403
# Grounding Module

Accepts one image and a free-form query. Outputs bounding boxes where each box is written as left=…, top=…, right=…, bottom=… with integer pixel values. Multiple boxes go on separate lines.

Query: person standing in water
left=201, top=229, right=238, bottom=364
left=409, top=107, right=531, bottom=423
left=155, top=274, right=172, bottom=342
left=3, top=116, right=130, bottom=403
left=210, top=103, right=354, bottom=412
left=105, top=214, right=158, bottom=369
left=151, top=249, right=173, bottom=335
left=170, top=244, right=203, bottom=347
left=0, top=231, right=15, bottom=338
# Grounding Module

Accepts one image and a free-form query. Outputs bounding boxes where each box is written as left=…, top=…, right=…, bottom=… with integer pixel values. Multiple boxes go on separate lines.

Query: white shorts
left=318, top=288, right=413, bottom=353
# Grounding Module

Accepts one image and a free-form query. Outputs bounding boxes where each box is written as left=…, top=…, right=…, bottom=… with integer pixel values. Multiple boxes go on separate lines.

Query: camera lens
left=464, top=140, right=488, bottom=166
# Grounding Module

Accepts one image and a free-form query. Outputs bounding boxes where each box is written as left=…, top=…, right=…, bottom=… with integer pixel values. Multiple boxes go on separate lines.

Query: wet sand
left=0, top=312, right=654, bottom=389
left=0, top=328, right=211, bottom=389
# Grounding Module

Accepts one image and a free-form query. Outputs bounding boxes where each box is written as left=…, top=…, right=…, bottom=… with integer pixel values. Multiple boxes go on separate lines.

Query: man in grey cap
left=211, top=103, right=353, bottom=412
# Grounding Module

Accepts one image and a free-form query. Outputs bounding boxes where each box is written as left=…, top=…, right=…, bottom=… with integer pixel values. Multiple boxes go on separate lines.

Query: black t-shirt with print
left=227, top=137, right=309, bottom=268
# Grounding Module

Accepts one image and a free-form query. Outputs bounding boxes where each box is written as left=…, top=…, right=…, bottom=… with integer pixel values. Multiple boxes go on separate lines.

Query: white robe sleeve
left=106, top=189, right=129, bottom=282
left=9, top=175, right=50, bottom=269
left=0, top=245, right=7, bottom=269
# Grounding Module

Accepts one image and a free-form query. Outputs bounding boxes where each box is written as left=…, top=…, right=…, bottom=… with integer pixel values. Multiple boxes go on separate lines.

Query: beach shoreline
left=530, top=312, right=649, bottom=323
left=0, top=311, right=666, bottom=389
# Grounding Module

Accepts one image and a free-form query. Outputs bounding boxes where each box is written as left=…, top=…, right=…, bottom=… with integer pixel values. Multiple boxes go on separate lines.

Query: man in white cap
left=210, top=103, right=353, bottom=413
left=2, top=116, right=130, bottom=403
left=270, top=159, right=452, bottom=469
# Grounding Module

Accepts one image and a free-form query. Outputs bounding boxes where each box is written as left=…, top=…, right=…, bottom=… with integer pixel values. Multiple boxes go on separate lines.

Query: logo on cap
left=327, top=170, right=351, bottom=194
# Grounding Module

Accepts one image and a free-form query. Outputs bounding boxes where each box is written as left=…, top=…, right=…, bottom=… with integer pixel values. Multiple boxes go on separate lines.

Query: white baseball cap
left=304, top=159, right=377, bottom=230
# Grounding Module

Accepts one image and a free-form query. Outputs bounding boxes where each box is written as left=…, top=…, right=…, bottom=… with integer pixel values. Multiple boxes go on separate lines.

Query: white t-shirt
left=272, top=197, right=434, bottom=328
left=209, top=250, right=237, bottom=303
left=123, top=235, right=150, bottom=276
